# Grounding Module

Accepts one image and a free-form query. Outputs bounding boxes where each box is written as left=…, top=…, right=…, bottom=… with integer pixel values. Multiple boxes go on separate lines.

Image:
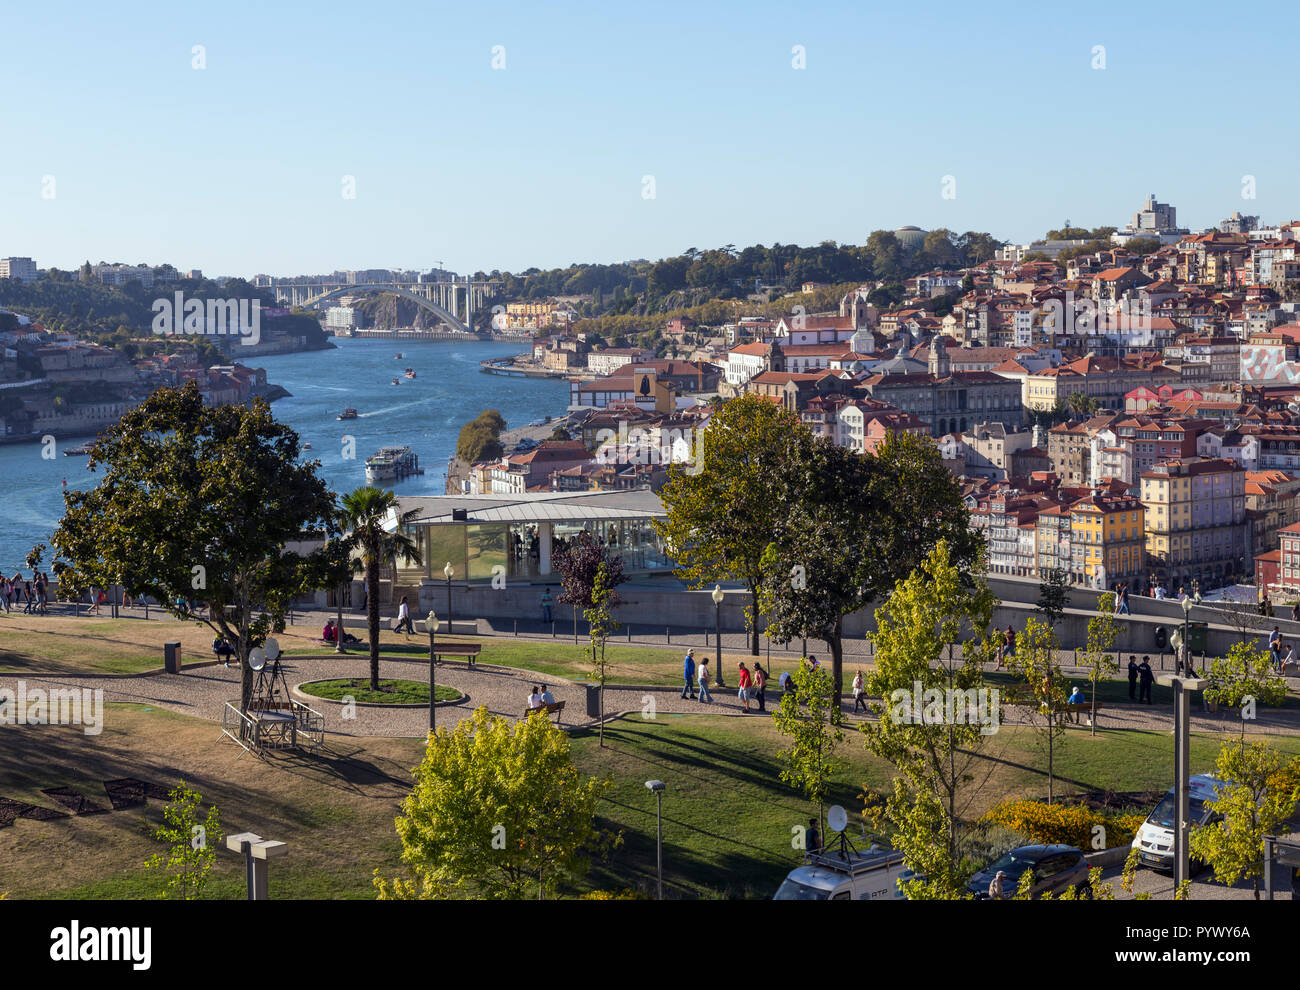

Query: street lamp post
left=645, top=780, right=665, bottom=900
left=1157, top=671, right=1208, bottom=891
left=224, top=832, right=288, bottom=900
left=426, top=610, right=440, bottom=732
left=443, top=562, right=454, bottom=636
left=711, top=585, right=725, bottom=688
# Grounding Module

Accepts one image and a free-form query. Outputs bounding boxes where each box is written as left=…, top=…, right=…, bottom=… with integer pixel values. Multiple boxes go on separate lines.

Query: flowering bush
left=982, top=799, right=1145, bottom=849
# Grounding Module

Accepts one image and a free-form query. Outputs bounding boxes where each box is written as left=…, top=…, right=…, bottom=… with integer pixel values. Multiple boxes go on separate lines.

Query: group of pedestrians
left=1268, top=626, right=1296, bottom=673
left=681, top=649, right=778, bottom=713
left=1126, top=655, right=1155, bottom=704
left=2, top=571, right=50, bottom=615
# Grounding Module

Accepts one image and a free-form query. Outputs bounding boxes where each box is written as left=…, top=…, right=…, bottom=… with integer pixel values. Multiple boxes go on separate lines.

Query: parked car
left=1131, top=774, right=1225, bottom=872
left=968, top=844, right=1091, bottom=899
left=773, top=846, right=913, bottom=901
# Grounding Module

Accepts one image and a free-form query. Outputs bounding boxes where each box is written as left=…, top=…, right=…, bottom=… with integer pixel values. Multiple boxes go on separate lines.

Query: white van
left=773, top=846, right=913, bottom=900
left=1131, top=774, right=1225, bottom=871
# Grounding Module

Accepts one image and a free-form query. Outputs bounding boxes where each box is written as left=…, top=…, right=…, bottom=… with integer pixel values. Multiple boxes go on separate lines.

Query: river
left=0, top=337, right=568, bottom=570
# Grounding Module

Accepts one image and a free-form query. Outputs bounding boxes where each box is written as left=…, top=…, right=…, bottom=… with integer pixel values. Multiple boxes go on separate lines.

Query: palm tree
left=321, top=512, right=362, bottom=655
left=341, top=486, right=422, bottom=690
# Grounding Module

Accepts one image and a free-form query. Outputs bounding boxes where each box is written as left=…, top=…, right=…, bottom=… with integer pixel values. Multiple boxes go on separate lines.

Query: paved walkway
left=3, top=652, right=1299, bottom=740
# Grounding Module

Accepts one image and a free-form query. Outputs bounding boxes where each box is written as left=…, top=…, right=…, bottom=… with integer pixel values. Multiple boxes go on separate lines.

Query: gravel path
left=4, top=654, right=1300, bottom=742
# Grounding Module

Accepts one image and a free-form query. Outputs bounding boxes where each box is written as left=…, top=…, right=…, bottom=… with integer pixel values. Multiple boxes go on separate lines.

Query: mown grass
left=3, top=702, right=1297, bottom=900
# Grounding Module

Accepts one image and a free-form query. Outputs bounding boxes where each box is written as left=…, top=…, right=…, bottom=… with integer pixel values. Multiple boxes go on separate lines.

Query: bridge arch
left=292, top=284, right=470, bottom=333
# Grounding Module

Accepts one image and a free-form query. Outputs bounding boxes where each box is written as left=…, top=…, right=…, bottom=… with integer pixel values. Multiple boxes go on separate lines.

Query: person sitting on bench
left=527, top=686, right=543, bottom=709
left=212, top=636, right=235, bottom=666
left=539, top=684, right=556, bottom=706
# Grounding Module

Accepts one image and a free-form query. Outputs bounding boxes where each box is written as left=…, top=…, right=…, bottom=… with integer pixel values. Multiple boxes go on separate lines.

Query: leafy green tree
left=584, top=562, right=620, bottom=748
left=341, top=486, right=422, bottom=690
left=1204, top=640, right=1287, bottom=746
left=1080, top=592, right=1120, bottom=736
left=772, top=658, right=842, bottom=840
left=1190, top=741, right=1300, bottom=899
left=861, top=540, right=997, bottom=868
left=756, top=431, right=879, bottom=709
left=1006, top=617, right=1069, bottom=803
left=1035, top=568, right=1071, bottom=632
left=455, top=409, right=506, bottom=463
left=50, top=383, right=336, bottom=711
left=374, top=706, right=613, bottom=899
left=656, top=394, right=807, bottom=655
left=144, top=781, right=223, bottom=900
left=867, top=780, right=973, bottom=899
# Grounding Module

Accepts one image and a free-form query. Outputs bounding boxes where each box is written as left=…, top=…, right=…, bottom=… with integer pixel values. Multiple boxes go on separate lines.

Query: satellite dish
left=827, top=805, right=848, bottom=834
left=249, top=647, right=267, bottom=672
left=264, top=637, right=281, bottom=661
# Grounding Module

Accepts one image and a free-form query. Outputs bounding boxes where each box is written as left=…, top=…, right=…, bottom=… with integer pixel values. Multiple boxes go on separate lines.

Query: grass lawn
left=2, top=702, right=1298, bottom=900
left=298, top=679, right=461, bottom=705
left=0, top=704, right=423, bottom=899
left=563, top=714, right=1300, bottom=899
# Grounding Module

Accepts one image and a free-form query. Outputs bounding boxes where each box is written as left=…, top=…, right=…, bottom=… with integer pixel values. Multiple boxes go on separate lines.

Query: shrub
left=982, top=799, right=1145, bottom=849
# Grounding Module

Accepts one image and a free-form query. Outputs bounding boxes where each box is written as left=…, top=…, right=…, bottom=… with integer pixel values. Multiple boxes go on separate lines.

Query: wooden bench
left=431, top=643, right=482, bottom=668
left=1064, top=701, right=1102, bottom=725
left=524, top=701, right=566, bottom=724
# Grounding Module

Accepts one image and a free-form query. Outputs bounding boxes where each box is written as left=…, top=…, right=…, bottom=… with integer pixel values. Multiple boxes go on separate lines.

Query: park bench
left=431, top=643, right=482, bottom=668
left=524, top=700, right=566, bottom=725
left=1064, top=701, right=1102, bottom=725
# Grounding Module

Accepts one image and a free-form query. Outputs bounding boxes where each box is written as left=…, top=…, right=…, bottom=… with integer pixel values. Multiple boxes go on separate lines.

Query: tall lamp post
left=645, top=779, right=666, bottom=900
left=443, top=562, right=454, bottom=635
left=1157, top=670, right=1208, bottom=891
left=426, top=610, right=440, bottom=732
left=711, top=585, right=725, bottom=688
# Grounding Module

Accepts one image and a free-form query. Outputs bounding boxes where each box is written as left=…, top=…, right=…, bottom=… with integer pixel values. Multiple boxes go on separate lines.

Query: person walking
left=395, top=596, right=414, bottom=635
left=1116, top=585, right=1130, bottom=615
left=737, top=662, right=753, bottom=713
left=539, top=588, right=554, bottom=624
left=1127, top=655, right=1139, bottom=701
left=852, top=670, right=867, bottom=713
left=1138, top=656, right=1154, bottom=704
left=681, top=648, right=696, bottom=700
left=752, top=662, right=769, bottom=712
left=697, top=657, right=712, bottom=703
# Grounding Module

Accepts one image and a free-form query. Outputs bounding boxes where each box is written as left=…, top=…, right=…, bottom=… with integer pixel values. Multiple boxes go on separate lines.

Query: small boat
left=338, top=408, right=359, bottom=421
left=404, top=368, right=416, bottom=379
left=394, top=353, right=404, bottom=359
left=63, top=443, right=94, bottom=457
left=302, top=442, right=313, bottom=450
left=391, top=377, right=400, bottom=385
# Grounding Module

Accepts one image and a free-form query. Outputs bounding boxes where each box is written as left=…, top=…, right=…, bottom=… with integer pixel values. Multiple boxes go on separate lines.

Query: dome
left=894, top=226, right=928, bottom=252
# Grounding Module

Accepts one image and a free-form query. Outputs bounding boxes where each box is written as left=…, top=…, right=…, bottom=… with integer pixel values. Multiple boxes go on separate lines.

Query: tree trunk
left=367, top=559, right=381, bottom=691
left=238, top=582, right=252, bottom=714
left=1090, top=677, right=1097, bottom=737
left=1047, top=718, right=1055, bottom=804
left=335, top=584, right=345, bottom=654
left=825, top=624, right=844, bottom=719
left=748, top=581, right=759, bottom=656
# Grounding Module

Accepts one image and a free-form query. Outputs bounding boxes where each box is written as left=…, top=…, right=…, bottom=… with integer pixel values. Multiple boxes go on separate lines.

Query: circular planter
left=293, top=679, right=465, bottom=709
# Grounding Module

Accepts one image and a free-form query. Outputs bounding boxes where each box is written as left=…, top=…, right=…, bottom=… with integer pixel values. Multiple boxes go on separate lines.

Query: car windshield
left=774, top=878, right=831, bottom=900
left=983, top=852, right=1037, bottom=876
left=1148, top=794, right=1207, bottom=828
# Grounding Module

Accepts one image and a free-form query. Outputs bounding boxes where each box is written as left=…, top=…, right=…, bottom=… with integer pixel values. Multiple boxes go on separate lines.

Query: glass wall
left=414, top=516, right=672, bottom=582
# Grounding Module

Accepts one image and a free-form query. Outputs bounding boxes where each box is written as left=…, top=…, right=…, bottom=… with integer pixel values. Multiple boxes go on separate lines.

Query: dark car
left=968, top=844, right=1091, bottom=900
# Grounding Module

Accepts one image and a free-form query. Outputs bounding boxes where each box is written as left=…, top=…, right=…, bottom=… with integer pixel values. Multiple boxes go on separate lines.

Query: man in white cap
left=681, top=648, right=696, bottom=699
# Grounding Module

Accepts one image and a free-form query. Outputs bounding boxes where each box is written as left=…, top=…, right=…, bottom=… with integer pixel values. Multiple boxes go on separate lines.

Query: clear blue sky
left=1, top=0, right=1294, bottom=277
